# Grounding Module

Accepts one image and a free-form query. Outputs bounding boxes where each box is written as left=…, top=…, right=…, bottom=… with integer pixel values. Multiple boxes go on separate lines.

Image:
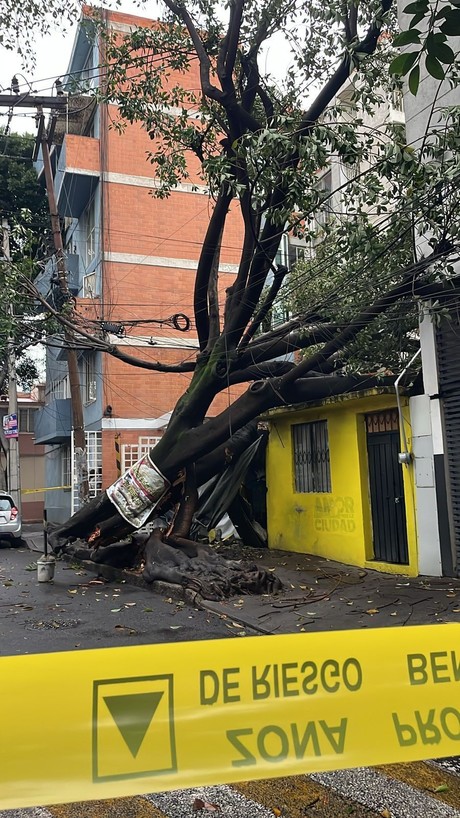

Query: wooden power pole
left=39, top=118, right=89, bottom=504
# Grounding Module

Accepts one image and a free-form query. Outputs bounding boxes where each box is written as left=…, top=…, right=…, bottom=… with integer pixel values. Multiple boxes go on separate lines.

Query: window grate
left=122, top=436, right=161, bottom=471
left=71, top=430, right=102, bottom=514
left=366, top=410, right=399, bottom=434
left=293, top=420, right=331, bottom=493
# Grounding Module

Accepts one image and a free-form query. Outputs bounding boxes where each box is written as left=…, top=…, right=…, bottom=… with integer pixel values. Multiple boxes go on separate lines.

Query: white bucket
left=37, top=555, right=56, bottom=583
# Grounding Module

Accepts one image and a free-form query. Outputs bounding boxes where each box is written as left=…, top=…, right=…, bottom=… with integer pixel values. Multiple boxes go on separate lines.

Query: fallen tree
left=46, top=0, right=460, bottom=596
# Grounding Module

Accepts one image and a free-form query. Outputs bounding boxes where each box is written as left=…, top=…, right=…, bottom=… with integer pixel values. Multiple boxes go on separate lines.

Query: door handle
left=395, top=497, right=401, bottom=504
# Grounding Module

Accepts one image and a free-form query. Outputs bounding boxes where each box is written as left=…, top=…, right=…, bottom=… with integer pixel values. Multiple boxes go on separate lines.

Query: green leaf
left=425, top=54, right=445, bottom=80
left=389, top=50, right=418, bottom=76
left=440, top=10, right=460, bottom=36
left=409, top=11, right=426, bottom=27
left=434, top=784, right=449, bottom=793
left=403, top=1, right=428, bottom=12
left=408, top=64, right=420, bottom=95
left=393, top=29, right=421, bottom=46
left=426, top=35, right=455, bottom=64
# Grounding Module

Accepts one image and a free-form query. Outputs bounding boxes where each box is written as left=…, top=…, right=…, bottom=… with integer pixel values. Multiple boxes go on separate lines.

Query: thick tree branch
left=238, top=264, right=289, bottom=351
left=224, top=187, right=260, bottom=325
left=206, top=235, right=222, bottom=352
left=279, top=249, right=454, bottom=387
left=108, top=346, right=196, bottom=373
left=237, top=324, right=340, bottom=369
left=228, top=360, right=295, bottom=384
left=194, top=188, right=233, bottom=350
left=217, top=0, right=244, bottom=92
left=157, top=251, right=459, bottom=478
left=299, top=0, right=392, bottom=134
left=224, top=1, right=394, bottom=341
left=161, top=0, right=224, bottom=102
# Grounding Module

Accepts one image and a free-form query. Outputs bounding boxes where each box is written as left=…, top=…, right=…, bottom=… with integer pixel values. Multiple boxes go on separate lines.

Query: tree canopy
left=0, top=130, right=51, bottom=392
left=38, top=0, right=460, bottom=592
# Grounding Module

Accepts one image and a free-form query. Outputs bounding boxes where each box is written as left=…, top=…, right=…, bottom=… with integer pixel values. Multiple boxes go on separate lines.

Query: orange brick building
left=34, top=8, right=246, bottom=523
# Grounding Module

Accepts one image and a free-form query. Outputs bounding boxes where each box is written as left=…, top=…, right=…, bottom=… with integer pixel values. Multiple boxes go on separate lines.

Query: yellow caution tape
left=1, top=623, right=460, bottom=810
left=22, top=485, right=71, bottom=494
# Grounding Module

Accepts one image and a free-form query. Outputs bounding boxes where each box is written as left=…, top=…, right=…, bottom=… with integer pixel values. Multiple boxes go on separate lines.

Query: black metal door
left=366, top=412, right=409, bottom=564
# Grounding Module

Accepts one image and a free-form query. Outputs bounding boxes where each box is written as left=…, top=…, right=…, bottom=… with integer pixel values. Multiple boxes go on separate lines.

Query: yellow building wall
left=266, top=393, right=418, bottom=576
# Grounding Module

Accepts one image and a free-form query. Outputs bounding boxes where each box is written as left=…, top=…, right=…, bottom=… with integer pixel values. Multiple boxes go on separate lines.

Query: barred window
left=293, top=420, right=331, bottom=493
left=61, top=445, right=71, bottom=489
left=84, top=353, right=97, bottom=404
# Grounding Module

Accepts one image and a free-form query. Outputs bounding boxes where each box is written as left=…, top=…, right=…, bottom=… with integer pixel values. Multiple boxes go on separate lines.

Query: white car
left=0, top=494, right=22, bottom=543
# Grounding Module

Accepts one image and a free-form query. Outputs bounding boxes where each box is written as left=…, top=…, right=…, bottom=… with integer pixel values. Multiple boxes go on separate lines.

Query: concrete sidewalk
left=200, top=545, right=460, bottom=634
left=22, top=524, right=460, bottom=635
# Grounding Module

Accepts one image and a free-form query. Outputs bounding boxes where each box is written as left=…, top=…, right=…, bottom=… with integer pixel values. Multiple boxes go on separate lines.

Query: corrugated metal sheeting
left=436, top=316, right=460, bottom=576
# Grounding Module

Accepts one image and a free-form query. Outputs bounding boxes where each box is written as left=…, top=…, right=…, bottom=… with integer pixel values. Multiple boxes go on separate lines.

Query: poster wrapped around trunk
left=107, top=453, right=170, bottom=528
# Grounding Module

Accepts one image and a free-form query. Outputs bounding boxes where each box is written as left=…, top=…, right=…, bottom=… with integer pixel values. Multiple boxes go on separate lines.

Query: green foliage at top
left=0, top=130, right=50, bottom=265
left=101, top=0, right=399, bottom=214
left=390, top=0, right=460, bottom=93
left=0, top=130, right=51, bottom=390
left=0, top=0, right=82, bottom=67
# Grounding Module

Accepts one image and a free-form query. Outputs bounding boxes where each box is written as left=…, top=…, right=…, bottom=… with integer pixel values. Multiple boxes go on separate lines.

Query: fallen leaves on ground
left=192, top=798, right=221, bottom=812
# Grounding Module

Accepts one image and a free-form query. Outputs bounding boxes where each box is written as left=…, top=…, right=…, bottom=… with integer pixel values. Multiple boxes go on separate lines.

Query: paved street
left=1, top=530, right=460, bottom=818
left=0, top=542, right=234, bottom=655
left=1, top=763, right=460, bottom=818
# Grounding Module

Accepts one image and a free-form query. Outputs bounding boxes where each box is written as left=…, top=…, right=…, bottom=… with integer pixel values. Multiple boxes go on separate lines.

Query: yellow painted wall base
left=266, top=391, right=418, bottom=576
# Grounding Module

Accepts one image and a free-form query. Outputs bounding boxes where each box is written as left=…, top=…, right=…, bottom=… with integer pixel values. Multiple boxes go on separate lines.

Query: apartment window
left=19, top=408, right=38, bottom=433
left=122, top=436, right=161, bottom=471
left=288, top=243, right=312, bottom=267
left=391, top=88, right=403, bottom=113
left=79, top=48, right=96, bottom=91
left=317, top=171, right=333, bottom=227
left=343, top=160, right=360, bottom=182
left=274, top=234, right=289, bottom=268
left=86, top=430, right=102, bottom=497
left=293, top=420, right=331, bottom=493
left=83, top=272, right=96, bottom=298
left=62, top=445, right=71, bottom=489
left=84, top=353, right=97, bottom=404
left=46, top=376, right=70, bottom=401
left=83, top=198, right=97, bottom=269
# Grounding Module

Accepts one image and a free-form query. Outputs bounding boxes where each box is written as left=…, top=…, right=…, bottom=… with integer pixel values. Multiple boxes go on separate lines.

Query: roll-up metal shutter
left=436, top=315, right=460, bottom=575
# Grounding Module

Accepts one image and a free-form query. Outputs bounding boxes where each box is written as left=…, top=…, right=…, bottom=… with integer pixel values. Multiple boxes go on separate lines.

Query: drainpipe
left=395, top=347, right=421, bottom=464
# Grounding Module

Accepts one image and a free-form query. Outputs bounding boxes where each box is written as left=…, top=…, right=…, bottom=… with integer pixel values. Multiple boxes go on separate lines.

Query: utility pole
left=0, top=92, right=88, bottom=504
left=2, top=219, right=21, bottom=512
left=39, top=113, right=89, bottom=504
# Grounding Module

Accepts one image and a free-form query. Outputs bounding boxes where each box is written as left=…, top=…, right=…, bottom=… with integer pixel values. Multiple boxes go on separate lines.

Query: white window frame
left=62, top=445, right=71, bottom=490
left=122, top=436, right=161, bottom=471
left=83, top=197, right=97, bottom=269
left=317, top=170, right=333, bottom=228
left=84, top=353, right=97, bottom=405
left=83, top=272, right=96, bottom=298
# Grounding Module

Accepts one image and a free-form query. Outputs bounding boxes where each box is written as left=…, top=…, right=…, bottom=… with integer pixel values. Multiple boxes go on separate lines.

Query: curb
left=57, top=552, right=269, bottom=634
left=24, top=535, right=279, bottom=635
left=59, top=551, right=206, bottom=609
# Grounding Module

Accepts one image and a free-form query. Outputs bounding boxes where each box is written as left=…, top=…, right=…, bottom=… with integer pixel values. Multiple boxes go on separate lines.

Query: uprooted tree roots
left=56, top=528, right=282, bottom=601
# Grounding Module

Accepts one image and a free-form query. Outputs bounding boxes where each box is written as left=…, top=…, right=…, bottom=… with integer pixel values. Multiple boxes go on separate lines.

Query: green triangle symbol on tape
left=103, top=691, right=164, bottom=758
